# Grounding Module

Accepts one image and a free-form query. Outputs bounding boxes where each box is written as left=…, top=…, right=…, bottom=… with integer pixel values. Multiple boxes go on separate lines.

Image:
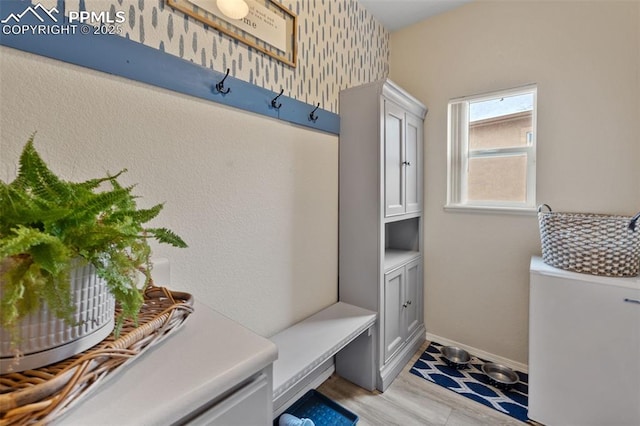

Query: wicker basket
left=0, top=285, right=194, bottom=425
left=537, top=204, right=640, bottom=277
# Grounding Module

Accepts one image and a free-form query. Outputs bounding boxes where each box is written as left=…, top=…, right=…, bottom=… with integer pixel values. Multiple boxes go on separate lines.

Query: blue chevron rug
left=410, top=342, right=529, bottom=423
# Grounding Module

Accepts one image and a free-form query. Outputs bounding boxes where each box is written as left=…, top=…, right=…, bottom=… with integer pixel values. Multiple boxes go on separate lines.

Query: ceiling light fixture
left=217, top=0, right=249, bottom=20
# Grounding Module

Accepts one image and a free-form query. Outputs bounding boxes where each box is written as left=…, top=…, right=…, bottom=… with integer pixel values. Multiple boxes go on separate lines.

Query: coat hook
left=309, top=103, right=320, bottom=122
left=271, top=88, right=284, bottom=110
left=215, top=68, right=231, bottom=94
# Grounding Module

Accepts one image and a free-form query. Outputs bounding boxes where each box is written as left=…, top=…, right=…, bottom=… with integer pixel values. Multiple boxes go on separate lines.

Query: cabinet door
left=404, top=258, right=421, bottom=337
left=383, top=267, right=404, bottom=362
left=384, top=101, right=405, bottom=217
left=404, top=114, right=422, bottom=214
left=188, top=373, right=271, bottom=425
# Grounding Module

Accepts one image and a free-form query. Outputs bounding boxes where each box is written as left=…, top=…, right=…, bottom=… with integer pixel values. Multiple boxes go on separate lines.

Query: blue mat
left=410, top=342, right=529, bottom=423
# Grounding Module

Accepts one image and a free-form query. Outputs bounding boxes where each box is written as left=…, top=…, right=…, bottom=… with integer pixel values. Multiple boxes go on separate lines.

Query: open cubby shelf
left=384, top=216, right=421, bottom=271
left=384, top=249, right=421, bottom=271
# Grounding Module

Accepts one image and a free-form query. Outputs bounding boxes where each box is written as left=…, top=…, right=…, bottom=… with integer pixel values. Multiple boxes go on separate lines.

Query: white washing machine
left=529, top=256, right=640, bottom=426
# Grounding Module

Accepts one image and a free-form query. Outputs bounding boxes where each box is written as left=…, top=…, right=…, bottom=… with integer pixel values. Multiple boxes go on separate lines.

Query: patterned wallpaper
left=66, top=0, right=389, bottom=113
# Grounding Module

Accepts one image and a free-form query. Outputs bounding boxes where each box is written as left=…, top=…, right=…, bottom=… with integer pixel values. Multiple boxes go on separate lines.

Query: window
left=446, top=85, right=537, bottom=213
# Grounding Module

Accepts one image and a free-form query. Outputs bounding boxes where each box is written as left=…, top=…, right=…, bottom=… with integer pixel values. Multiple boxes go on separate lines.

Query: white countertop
left=530, top=256, right=640, bottom=290
left=55, top=301, right=278, bottom=425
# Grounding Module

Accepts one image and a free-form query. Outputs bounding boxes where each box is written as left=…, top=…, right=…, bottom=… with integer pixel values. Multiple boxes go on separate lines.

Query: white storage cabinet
left=384, top=101, right=422, bottom=217
left=383, top=257, right=422, bottom=363
left=56, top=302, right=277, bottom=425
left=338, top=79, right=427, bottom=391
left=529, top=257, right=640, bottom=426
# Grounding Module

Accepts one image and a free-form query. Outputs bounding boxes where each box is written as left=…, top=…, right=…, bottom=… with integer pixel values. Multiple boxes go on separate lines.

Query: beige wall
left=390, top=1, right=640, bottom=364
left=0, top=47, right=338, bottom=337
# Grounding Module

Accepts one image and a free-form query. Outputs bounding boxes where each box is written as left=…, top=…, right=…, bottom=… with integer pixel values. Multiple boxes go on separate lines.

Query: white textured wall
left=0, top=46, right=338, bottom=337
left=390, top=1, right=640, bottom=364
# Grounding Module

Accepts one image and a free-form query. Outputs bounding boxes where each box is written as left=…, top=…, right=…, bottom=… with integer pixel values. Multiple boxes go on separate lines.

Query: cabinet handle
left=402, top=302, right=408, bottom=308
left=624, top=298, right=640, bottom=305
left=402, top=300, right=412, bottom=308
left=402, top=161, right=412, bottom=166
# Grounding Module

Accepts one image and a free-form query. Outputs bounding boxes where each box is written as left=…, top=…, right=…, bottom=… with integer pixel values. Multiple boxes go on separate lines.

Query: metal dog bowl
left=482, top=362, right=519, bottom=390
left=441, top=346, right=472, bottom=369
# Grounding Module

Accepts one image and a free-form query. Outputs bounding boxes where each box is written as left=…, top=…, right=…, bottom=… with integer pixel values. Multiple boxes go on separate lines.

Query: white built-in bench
left=270, top=302, right=377, bottom=416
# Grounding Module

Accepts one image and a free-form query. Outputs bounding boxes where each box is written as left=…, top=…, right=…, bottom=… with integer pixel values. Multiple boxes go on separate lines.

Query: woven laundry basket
left=537, top=204, right=640, bottom=277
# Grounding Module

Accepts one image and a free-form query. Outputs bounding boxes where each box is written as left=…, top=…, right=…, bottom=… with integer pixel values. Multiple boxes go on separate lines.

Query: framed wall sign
left=166, top=0, right=297, bottom=67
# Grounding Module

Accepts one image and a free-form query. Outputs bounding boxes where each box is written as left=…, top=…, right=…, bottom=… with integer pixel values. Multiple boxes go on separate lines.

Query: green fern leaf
left=14, top=136, right=74, bottom=203
left=66, top=187, right=132, bottom=222
left=104, top=203, right=163, bottom=225
left=29, top=240, right=72, bottom=276
left=146, top=227, right=188, bottom=248
left=73, top=169, right=127, bottom=192
left=0, top=226, right=68, bottom=259
left=1, top=185, right=72, bottom=232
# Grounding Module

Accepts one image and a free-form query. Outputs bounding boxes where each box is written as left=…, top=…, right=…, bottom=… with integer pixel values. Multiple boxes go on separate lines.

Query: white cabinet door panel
left=384, top=267, right=404, bottom=362
left=405, top=114, right=422, bottom=214
left=404, top=258, right=421, bottom=337
left=384, top=101, right=405, bottom=217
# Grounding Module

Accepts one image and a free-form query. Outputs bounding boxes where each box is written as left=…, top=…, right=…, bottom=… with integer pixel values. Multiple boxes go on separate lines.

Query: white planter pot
left=0, top=262, right=115, bottom=374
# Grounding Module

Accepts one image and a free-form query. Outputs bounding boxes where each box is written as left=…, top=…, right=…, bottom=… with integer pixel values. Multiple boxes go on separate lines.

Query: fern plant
left=0, top=135, right=187, bottom=339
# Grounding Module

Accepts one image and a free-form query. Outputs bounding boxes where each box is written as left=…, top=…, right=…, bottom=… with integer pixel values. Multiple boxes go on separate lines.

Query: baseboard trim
left=379, top=325, right=426, bottom=391
left=425, top=332, right=528, bottom=373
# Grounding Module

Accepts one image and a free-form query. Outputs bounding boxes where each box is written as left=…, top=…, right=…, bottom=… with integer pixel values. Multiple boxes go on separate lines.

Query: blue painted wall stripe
left=0, top=1, right=339, bottom=135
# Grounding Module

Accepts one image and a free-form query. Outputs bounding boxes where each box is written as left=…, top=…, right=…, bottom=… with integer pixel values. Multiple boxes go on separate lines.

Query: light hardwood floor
left=317, top=341, right=529, bottom=426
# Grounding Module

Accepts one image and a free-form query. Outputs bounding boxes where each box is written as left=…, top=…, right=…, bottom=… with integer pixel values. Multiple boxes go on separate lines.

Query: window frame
left=446, top=84, right=538, bottom=215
